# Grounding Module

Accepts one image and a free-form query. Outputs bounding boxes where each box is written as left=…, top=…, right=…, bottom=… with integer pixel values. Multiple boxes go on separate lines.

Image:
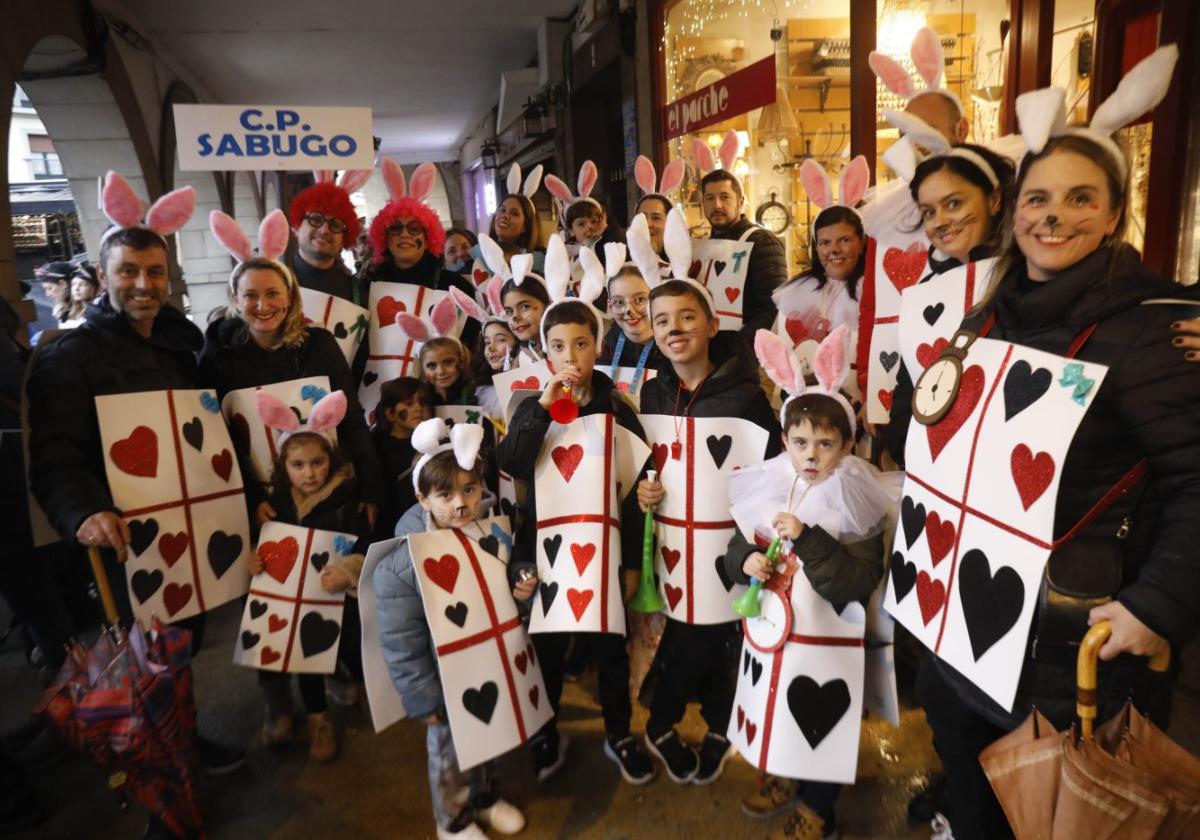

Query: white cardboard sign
left=864, top=237, right=929, bottom=423
left=220, top=376, right=334, bottom=486
left=299, top=288, right=369, bottom=366
left=359, top=536, right=409, bottom=733
left=897, top=258, right=997, bottom=379
left=690, top=238, right=753, bottom=331
left=774, top=276, right=863, bottom=400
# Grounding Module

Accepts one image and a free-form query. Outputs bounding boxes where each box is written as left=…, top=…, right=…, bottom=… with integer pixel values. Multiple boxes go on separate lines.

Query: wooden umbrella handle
left=1077, top=620, right=1171, bottom=741
left=87, top=547, right=121, bottom=626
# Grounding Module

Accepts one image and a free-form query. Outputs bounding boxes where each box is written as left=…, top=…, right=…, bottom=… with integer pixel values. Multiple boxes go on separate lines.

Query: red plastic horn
left=549, top=381, right=579, bottom=423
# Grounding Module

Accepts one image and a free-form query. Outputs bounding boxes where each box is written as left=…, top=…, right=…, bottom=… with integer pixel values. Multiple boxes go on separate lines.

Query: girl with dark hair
left=371, top=376, right=432, bottom=537
left=443, top=227, right=478, bottom=275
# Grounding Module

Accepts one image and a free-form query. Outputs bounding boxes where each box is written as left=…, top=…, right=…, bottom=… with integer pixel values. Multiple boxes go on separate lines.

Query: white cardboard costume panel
left=864, top=579, right=899, bottom=726
left=608, top=364, right=657, bottom=412
left=96, top=389, right=252, bottom=627
left=774, top=276, right=862, bottom=399
left=220, top=377, right=334, bottom=485
left=434, top=405, right=487, bottom=426
left=234, top=522, right=352, bottom=674
left=491, top=360, right=551, bottom=422
left=690, top=238, right=753, bottom=330
left=638, top=415, right=766, bottom=624
left=883, top=337, right=1108, bottom=710
left=358, top=536, right=408, bottom=733
left=864, top=237, right=929, bottom=423
left=299, top=288, right=369, bottom=366
left=530, top=413, right=649, bottom=635
left=360, top=282, right=453, bottom=419
left=897, top=259, right=997, bottom=379
left=410, top=524, right=550, bottom=770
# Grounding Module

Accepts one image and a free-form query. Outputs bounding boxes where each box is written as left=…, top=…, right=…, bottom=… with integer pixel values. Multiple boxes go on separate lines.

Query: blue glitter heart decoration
left=301, top=384, right=329, bottom=403
left=490, top=522, right=513, bottom=556
left=334, top=535, right=355, bottom=556
left=199, top=391, right=220, bottom=413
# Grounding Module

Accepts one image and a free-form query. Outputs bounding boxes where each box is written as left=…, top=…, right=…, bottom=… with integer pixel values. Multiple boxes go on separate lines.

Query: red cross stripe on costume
left=433, top=530, right=529, bottom=741
left=368, top=284, right=428, bottom=375
left=653, top=416, right=735, bottom=623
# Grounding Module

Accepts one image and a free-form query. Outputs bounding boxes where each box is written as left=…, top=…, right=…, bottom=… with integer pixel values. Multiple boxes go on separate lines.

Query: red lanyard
left=978, top=312, right=1099, bottom=360
left=670, top=368, right=713, bottom=459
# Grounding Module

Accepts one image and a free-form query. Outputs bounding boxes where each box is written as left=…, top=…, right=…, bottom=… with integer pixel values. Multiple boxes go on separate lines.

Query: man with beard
left=287, top=177, right=367, bottom=305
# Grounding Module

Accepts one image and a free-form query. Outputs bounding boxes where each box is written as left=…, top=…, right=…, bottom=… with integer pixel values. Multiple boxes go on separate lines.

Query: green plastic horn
left=629, top=473, right=667, bottom=613
left=732, top=536, right=783, bottom=618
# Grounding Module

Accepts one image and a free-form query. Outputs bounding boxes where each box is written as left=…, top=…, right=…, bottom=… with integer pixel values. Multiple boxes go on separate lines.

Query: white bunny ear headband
left=869, top=26, right=963, bottom=133
left=799, top=155, right=871, bottom=216
left=505, top=163, right=545, bottom=199
left=100, top=171, right=196, bottom=244
left=256, top=389, right=347, bottom=446
left=690, top=130, right=742, bottom=177
left=755, top=326, right=856, bottom=436
left=1015, top=44, right=1178, bottom=182
left=881, top=110, right=1001, bottom=189
left=476, top=232, right=549, bottom=300
left=538, top=233, right=608, bottom=347
left=450, top=275, right=507, bottom=326
left=634, top=155, right=685, bottom=208
left=625, top=207, right=718, bottom=316
left=210, top=209, right=292, bottom=291
left=544, top=160, right=602, bottom=213
left=395, top=293, right=461, bottom=347
left=411, top=416, right=485, bottom=492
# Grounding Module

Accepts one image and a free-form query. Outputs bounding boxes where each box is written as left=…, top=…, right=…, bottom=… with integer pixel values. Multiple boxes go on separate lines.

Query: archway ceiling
left=119, top=0, right=577, bottom=164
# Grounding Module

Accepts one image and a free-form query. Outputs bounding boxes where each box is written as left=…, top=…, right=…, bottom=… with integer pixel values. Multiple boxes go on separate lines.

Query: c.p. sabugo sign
left=662, top=57, right=776, bottom=141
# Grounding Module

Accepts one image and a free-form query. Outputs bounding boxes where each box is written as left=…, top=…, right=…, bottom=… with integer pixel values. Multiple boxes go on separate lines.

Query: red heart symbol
left=724, top=287, right=740, bottom=303
left=652, top=443, right=668, bottom=475
left=377, top=296, right=406, bottom=325
left=736, top=706, right=745, bottom=732
left=883, top=243, right=927, bottom=293
left=159, top=532, right=188, bottom=567
left=302, top=314, right=315, bottom=324
left=878, top=389, right=894, bottom=411
left=211, top=449, right=233, bottom=482
left=1011, top=444, right=1055, bottom=510
left=261, top=647, right=281, bottom=666
left=268, top=614, right=288, bottom=633
left=615, top=381, right=630, bottom=393
left=529, top=686, right=539, bottom=708
left=745, top=719, right=757, bottom=744
left=661, top=546, right=681, bottom=573
left=917, top=338, right=949, bottom=369
left=916, top=572, right=946, bottom=625
left=551, top=444, right=584, bottom=482
left=473, top=268, right=489, bottom=285
left=567, top=588, right=594, bottom=621
left=110, top=425, right=158, bottom=478
left=571, top=543, right=595, bottom=575
left=258, top=537, right=299, bottom=584
left=511, top=376, right=540, bottom=391
left=784, top=315, right=809, bottom=345
left=163, top=582, right=192, bottom=617
left=665, top=583, right=683, bottom=611
left=423, top=554, right=460, bottom=593
left=926, top=365, right=985, bottom=461
left=514, top=651, right=528, bottom=674
left=688, top=260, right=702, bottom=278
left=925, top=512, right=956, bottom=567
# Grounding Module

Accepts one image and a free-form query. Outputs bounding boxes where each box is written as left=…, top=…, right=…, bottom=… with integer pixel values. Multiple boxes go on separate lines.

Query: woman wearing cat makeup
left=903, top=47, right=1200, bottom=839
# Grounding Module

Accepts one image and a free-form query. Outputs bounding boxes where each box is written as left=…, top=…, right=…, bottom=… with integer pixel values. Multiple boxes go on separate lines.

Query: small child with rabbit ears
left=395, top=294, right=477, bottom=407
left=546, top=161, right=623, bottom=251
left=252, top=389, right=370, bottom=764
left=449, top=277, right=518, bottom=417
left=476, top=233, right=553, bottom=365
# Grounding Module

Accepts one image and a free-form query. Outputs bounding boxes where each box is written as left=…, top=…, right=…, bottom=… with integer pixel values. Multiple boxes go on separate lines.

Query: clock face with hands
left=913, top=356, right=963, bottom=425
left=756, top=199, right=791, bottom=235
left=743, top=586, right=793, bottom=653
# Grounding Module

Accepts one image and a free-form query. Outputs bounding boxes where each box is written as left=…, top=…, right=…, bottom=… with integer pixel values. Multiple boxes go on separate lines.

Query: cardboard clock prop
left=359, top=281, right=455, bottom=419
left=234, top=521, right=353, bottom=674
left=220, top=377, right=334, bottom=486
left=638, top=415, right=767, bottom=624
left=689, top=238, right=752, bottom=331
left=897, top=258, right=998, bottom=380
left=96, top=388, right=252, bottom=627
left=299, top=287, right=369, bottom=366
left=863, top=235, right=930, bottom=423
left=529, top=413, right=650, bottom=635
left=883, top=336, right=1108, bottom=710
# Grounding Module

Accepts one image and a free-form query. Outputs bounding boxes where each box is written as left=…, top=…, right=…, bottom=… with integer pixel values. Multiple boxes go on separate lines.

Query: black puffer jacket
left=27, top=295, right=203, bottom=539
left=928, top=245, right=1200, bottom=727
left=197, top=317, right=383, bottom=507
left=709, top=216, right=788, bottom=339
left=289, top=250, right=367, bottom=307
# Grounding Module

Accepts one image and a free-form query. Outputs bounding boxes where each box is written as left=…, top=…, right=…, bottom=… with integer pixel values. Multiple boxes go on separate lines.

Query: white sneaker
left=436, top=822, right=488, bottom=840
left=930, top=812, right=955, bottom=840
left=478, top=798, right=525, bottom=834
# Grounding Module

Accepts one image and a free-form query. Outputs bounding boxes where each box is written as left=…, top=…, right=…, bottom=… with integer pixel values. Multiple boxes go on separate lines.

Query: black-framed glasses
left=387, top=221, right=426, bottom=238
left=303, top=212, right=347, bottom=235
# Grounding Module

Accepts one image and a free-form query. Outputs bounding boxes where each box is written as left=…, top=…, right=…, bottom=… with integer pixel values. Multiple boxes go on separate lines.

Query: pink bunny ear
left=313, top=171, right=336, bottom=185
left=839, top=156, right=870, bottom=208
left=307, top=390, right=347, bottom=432
left=811, top=324, right=851, bottom=394
left=209, top=210, right=252, bottom=262
left=753, top=329, right=804, bottom=394
left=658, top=158, right=685, bottom=195
left=718, top=130, right=740, bottom=171
left=799, top=160, right=832, bottom=209
left=910, top=27, right=944, bottom=90
left=868, top=51, right=915, bottom=99
left=255, top=390, right=300, bottom=432
left=408, top=162, right=438, bottom=202
left=485, top=274, right=505, bottom=317
left=577, top=160, right=598, bottom=198
left=634, top=156, right=657, bottom=194
left=145, top=186, right=195, bottom=236
left=450, top=285, right=489, bottom=324
left=381, top=158, right=407, bottom=200
left=337, top=169, right=372, bottom=195
left=257, top=210, right=290, bottom=261
left=543, top=174, right=574, bottom=202
left=395, top=312, right=433, bottom=343
left=101, top=172, right=145, bottom=228
left=691, top=138, right=715, bottom=173
left=429, top=294, right=458, bottom=336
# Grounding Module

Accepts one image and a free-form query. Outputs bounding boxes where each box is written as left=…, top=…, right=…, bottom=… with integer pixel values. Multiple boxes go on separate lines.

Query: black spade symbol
left=787, top=676, right=852, bottom=749
left=462, top=681, right=499, bottom=724
left=299, top=611, right=341, bottom=658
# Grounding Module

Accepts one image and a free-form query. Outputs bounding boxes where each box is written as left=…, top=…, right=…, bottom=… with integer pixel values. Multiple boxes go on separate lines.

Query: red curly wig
left=288, top=182, right=360, bottom=248
left=368, top=198, right=446, bottom=264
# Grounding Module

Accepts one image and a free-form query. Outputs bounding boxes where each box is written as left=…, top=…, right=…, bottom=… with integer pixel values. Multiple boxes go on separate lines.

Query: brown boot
left=767, top=804, right=838, bottom=840
left=742, top=774, right=800, bottom=820
left=262, top=706, right=294, bottom=748
left=307, top=712, right=338, bottom=763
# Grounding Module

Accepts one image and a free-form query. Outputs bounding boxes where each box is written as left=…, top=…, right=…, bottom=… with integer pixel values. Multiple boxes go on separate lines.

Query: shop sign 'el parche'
left=173, top=104, right=374, bottom=171
left=662, top=56, right=776, bottom=141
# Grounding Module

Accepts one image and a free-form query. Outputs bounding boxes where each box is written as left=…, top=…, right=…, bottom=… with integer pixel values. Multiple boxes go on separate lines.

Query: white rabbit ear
left=799, top=159, right=833, bottom=209
left=543, top=234, right=572, bottom=301
left=1090, top=44, right=1179, bottom=138
left=883, top=108, right=950, bottom=155
left=869, top=51, right=915, bottom=99
left=603, top=243, right=627, bottom=279
left=910, top=27, right=945, bottom=90
left=840, top=155, right=871, bottom=208
left=337, top=169, right=372, bottom=195
left=429, top=294, right=458, bottom=336
left=145, top=187, right=196, bottom=236
left=634, top=155, right=657, bottom=194
left=626, top=214, right=663, bottom=289
left=754, top=329, right=804, bottom=395
left=578, top=267, right=606, bottom=309
left=658, top=158, right=685, bottom=196
left=664, top=207, right=693, bottom=282
left=485, top=274, right=505, bottom=316
left=578, top=246, right=606, bottom=294
left=543, top=174, right=574, bottom=202
left=408, top=162, right=437, bottom=202
left=396, top=312, right=433, bottom=343
left=313, top=171, right=336, bottom=185
left=382, top=158, right=407, bottom=200
left=477, top=234, right=511, bottom=281
left=522, top=164, right=544, bottom=197
left=257, top=210, right=291, bottom=261
left=506, top=163, right=522, bottom=196
left=691, top=137, right=716, bottom=173
left=412, top=417, right=450, bottom=456
left=449, top=422, right=485, bottom=471
left=209, top=210, right=252, bottom=262
left=718, top=130, right=740, bottom=171
left=577, top=160, right=598, bottom=198
left=510, top=253, right=533, bottom=287
left=883, top=135, right=922, bottom=184
left=450, top=285, right=489, bottom=324
left=1016, top=88, right=1068, bottom=156
left=811, top=324, right=851, bottom=394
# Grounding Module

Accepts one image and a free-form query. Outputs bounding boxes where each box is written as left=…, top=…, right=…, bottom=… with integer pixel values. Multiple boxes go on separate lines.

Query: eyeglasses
left=608, top=294, right=649, bottom=314
left=387, top=221, right=426, bottom=238
left=303, top=212, right=347, bottom=234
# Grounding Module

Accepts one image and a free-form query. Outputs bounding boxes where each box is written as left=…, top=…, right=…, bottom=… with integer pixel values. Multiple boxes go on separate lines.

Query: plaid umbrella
left=35, top=548, right=206, bottom=837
